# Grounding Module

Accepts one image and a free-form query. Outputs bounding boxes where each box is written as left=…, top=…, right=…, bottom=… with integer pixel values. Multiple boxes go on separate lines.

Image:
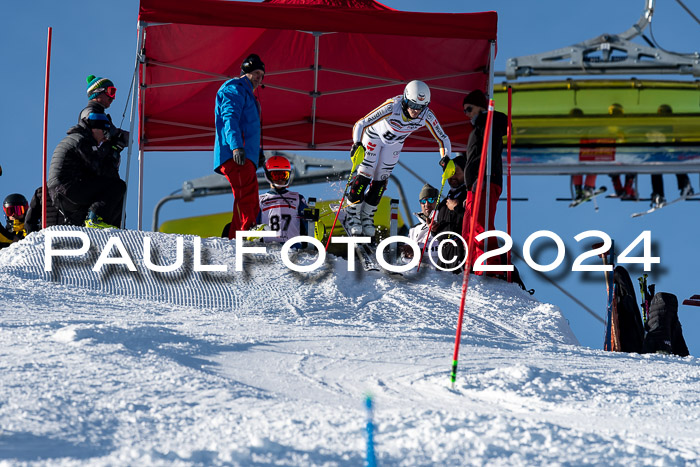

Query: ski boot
left=85, top=211, right=118, bottom=229
left=360, top=202, right=378, bottom=237
left=344, top=202, right=363, bottom=236
left=680, top=184, right=695, bottom=198
left=650, top=193, right=666, bottom=209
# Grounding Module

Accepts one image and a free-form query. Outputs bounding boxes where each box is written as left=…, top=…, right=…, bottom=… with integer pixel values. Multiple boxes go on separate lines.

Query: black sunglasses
left=419, top=197, right=437, bottom=204
left=463, top=105, right=473, bottom=114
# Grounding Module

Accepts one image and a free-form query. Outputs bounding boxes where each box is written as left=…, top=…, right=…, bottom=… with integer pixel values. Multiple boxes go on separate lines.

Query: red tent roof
left=137, top=0, right=498, bottom=152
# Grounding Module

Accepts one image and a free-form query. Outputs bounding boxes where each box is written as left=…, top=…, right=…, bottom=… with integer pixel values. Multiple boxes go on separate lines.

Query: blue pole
left=365, top=394, right=376, bottom=467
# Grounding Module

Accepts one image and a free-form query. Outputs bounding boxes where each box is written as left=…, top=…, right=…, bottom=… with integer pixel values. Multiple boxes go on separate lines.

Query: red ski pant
left=220, top=159, right=260, bottom=239
left=462, top=183, right=502, bottom=273
left=572, top=174, right=597, bottom=188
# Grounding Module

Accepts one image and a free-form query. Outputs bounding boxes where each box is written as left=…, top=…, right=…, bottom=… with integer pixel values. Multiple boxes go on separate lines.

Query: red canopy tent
left=132, top=0, right=498, bottom=227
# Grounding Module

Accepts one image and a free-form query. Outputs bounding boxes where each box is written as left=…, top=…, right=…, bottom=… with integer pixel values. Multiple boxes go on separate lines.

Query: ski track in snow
left=0, top=228, right=698, bottom=466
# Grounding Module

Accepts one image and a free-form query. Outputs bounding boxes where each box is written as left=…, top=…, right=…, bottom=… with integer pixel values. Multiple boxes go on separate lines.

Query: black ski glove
left=350, top=142, right=364, bottom=158
left=232, top=148, right=246, bottom=166
left=439, top=156, right=450, bottom=171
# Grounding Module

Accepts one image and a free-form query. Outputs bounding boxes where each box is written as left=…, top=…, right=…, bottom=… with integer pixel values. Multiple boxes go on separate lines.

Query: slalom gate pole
left=506, top=86, right=513, bottom=283
left=42, top=27, right=53, bottom=229
left=417, top=159, right=455, bottom=272
left=325, top=146, right=365, bottom=250
left=450, top=100, right=495, bottom=388
left=364, top=394, right=376, bottom=467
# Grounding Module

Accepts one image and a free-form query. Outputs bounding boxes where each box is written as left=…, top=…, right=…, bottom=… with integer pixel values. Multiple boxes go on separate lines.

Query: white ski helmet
left=402, top=80, right=431, bottom=113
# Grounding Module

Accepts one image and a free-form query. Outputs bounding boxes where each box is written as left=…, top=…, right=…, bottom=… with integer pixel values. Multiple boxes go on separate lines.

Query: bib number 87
left=269, top=214, right=292, bottom=232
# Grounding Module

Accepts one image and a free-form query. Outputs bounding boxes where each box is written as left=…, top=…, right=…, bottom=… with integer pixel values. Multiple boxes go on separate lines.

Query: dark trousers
left=52, top=177, right=126, bottom=226
left=651, top=174, right=690, bottom=197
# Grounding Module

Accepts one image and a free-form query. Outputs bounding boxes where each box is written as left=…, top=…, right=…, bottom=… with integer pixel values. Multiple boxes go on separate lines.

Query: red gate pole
left=42, top=27, right=53, bottom=229
left=450, top=99, right=495, bottom=388
left=506, top=86, right=513, bottom=283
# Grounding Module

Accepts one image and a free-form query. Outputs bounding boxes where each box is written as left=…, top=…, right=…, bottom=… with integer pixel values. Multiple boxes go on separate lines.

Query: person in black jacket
left=430, top=154, right=468, bottom=272
left=24, top=186, right=66, bottom=233
left=461, top=90, right=508, bottom=273
left=79, top=75, right=116, bottom=122
left=48, top=113, right=126, bottom=228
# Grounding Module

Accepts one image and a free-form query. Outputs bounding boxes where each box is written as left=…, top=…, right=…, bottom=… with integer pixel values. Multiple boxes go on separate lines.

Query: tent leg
left=122, top=23, right=144, bottom=228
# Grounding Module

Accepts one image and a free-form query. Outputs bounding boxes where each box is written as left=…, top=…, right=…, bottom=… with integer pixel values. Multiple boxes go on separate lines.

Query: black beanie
left=241, top=54, right=265, bottom=74
left=463, top=89, right=488, bottom=109
left=419, top=183, right=439, bottom=200
left=452, top=154, right=467, bottom=170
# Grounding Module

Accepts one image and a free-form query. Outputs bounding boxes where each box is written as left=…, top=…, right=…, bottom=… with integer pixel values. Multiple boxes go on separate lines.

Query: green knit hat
left=86, top=74, right=115, bottom=99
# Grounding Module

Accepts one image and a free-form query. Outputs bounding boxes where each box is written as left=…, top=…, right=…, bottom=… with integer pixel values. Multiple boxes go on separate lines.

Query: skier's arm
left=218, top=85, right=245, bottom=151
left=424, top=110, right=452, bottom=157
left=352, top=99, right=393, bottom=143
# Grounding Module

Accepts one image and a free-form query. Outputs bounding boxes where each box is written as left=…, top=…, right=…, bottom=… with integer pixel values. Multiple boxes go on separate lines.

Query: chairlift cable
left=648, top=21, right=697, bottom=57
left=120, top=60, right=138, bottom=129
left=675, top=0, right=700, bottom=26
left=645, top=0, right=699, bottom=57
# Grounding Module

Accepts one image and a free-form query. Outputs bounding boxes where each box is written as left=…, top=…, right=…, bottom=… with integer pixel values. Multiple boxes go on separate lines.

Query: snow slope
left=0, top=228, right=698, bottom=466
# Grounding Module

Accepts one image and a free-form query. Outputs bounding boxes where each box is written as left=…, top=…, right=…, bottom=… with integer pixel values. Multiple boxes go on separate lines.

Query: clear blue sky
left=2, top=0, right=699, bottom=353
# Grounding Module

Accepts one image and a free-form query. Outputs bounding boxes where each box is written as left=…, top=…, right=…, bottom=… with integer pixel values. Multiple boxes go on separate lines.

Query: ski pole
left=417, top=159, right=455, bottom=272
left=325, top=145, right=365, bottom=250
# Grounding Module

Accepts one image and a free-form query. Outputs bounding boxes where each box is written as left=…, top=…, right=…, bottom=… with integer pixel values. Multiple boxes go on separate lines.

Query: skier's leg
left=676, top=174, right=693, bottom=197
left=651, top=174, right=665, bottom=207
left=344, top=135, right=382, bottom=235
left=360, top=140, right=401, bottom=237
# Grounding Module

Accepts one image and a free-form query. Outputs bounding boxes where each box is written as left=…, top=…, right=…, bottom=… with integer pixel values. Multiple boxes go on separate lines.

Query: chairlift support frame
left=503, top=0, right=700, bottom=79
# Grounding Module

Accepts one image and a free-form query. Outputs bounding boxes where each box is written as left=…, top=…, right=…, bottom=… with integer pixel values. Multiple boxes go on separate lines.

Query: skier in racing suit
left=345, top=80, right=452, bottom=237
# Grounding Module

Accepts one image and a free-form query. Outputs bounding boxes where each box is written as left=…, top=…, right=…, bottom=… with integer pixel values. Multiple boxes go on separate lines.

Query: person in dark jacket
left=430, top=154, right=468, bottom=272
left=461, top=90, right=508, bottom=272
left=78, top=75, right=116, bottom=122
left=24, top=186, right=66, bottom=233
left=48, top=113, right=126, bottom=228
left=214, top=54, right=265, bottom=239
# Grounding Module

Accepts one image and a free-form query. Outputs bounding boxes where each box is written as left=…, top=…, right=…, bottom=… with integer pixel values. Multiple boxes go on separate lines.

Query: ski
left=356, top=242, right=381, bottom=272
left=682, top=299, right=700, bottom=307
left=568, top=186, right=607, bottom=208
left=339, top=208, right=380, bottom=272
left=631, top=193, right=700, bottom=218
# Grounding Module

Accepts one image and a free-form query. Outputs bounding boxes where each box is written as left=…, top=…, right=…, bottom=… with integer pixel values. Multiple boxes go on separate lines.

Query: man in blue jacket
left=214, top=54, right=265, bottom=238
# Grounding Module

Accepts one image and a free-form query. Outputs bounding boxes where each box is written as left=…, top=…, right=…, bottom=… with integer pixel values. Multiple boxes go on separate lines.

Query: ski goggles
left=104, top=86, right=117, bottom=98
left=4, top=205, right=26, bottom=218
left=405, top=100, right=427, bottom=111
left=269, top=170, right=291, bottom=184
left=419, top=197, right=437, bottom=204
left=463, top=105, right=474, bottom=114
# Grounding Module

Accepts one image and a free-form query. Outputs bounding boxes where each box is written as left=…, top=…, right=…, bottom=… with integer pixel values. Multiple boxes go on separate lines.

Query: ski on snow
left=339, top=212, right=381, bottom=272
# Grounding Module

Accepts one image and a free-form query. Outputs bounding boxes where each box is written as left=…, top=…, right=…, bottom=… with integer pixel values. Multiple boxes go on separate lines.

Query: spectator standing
left=214, top=54, right=265, bottom=238
left=461, top=90, right=508, bottom=272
